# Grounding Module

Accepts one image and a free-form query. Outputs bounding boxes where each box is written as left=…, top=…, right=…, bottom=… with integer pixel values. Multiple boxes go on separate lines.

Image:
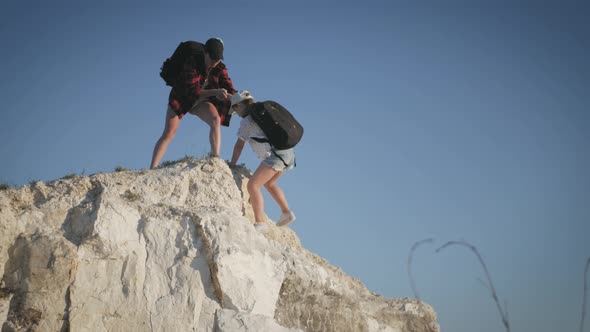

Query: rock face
left=0, top=158, right=439, bottom=332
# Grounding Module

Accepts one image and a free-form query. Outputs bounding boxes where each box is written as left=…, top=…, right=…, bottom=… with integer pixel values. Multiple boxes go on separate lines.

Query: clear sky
left=1, top=1, right=589, bottom=331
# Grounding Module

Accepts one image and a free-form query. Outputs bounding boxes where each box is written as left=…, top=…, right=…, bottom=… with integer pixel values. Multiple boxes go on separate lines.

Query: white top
left=237, top=115, right=272, bottom=160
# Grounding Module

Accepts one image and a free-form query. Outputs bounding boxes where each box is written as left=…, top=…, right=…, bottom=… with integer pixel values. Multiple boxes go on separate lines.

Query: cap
left=229, top=90, right=254, bottom=114
left=205, top=38, right=224, bottom=60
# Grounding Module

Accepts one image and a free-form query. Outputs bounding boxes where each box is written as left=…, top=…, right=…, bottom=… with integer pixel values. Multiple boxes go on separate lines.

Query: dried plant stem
left=581, top=257, right=590, bottom=332
left=436, top=240, right=510, bottom=332
left=407, top=238, right=434, bottom=302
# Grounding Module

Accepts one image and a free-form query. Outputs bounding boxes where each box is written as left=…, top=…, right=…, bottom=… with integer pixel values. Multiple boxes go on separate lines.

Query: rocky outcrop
left=0, top=157, right=439, bottom=331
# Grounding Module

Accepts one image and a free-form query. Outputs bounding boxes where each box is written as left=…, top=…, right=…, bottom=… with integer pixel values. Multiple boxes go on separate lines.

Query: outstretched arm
left=230, top=138, right=246, bottom=166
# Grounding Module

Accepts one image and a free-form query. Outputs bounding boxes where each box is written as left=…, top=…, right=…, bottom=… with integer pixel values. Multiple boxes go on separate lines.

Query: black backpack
left=160, top=41, right=205, bottom=86
left=249, top=101, right=304, bottom=150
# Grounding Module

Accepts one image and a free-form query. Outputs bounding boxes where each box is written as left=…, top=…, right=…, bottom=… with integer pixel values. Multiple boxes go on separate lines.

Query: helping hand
left=217, top=89, right=230, bottom=101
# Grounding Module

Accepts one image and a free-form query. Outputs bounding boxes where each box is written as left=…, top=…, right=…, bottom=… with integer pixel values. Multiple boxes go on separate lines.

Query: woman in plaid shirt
left=150, top=38, right=237, bottom=169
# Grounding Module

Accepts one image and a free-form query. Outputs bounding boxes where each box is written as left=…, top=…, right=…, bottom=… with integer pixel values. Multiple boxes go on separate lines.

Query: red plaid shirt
left=168, top=61, right=236, bottom=126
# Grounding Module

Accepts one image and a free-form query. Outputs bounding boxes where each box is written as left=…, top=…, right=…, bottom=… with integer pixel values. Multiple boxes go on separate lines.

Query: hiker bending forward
left=151, top=38, right=236, bottom=169
left=228, top=91, right=296, bottom=233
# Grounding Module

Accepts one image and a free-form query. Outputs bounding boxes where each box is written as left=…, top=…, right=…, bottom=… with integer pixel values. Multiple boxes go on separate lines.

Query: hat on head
left=229, top=90, right=254, bottom=114
left=205, top=38, right=224, bottom=60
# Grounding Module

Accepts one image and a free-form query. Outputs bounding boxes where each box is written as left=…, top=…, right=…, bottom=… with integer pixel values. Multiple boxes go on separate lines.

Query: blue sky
left=1, top=1, right=589, bottom=331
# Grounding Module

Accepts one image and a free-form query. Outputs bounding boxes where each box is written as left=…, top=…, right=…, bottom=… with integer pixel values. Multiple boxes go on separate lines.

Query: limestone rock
left=0, top=157, right=439, bottom=331
left=214, top=309, right=301, bottom=332
left=2, top=233, right=77, bottom=331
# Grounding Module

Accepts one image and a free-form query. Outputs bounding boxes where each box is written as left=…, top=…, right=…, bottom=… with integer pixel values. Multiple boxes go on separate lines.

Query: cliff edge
left=0, top=157, right=439, bottom=332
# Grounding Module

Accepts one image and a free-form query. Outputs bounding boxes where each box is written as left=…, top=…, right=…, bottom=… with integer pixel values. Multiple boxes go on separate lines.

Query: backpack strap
left=272, top=150, right=289, bottom=168
left=275, top=150, right=296, bottom=169
left=251, top=137, right=269, bottom=144
left=249, top=139, right=296, bottom=169
left=250, top=137, right=283, bottom=166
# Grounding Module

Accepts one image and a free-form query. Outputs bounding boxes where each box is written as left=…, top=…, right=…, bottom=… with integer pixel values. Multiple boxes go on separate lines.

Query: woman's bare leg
left=190, top=102, right=221, bottom=157
left=248, top=163, right=278, bottom=224
left=264, top=171, right=290, bottom=213
left=151, top=107, right=180, bottom=169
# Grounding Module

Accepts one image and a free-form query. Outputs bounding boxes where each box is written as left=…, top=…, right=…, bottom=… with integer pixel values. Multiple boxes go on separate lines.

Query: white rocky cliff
left=0, top=158, right=439, bottom=332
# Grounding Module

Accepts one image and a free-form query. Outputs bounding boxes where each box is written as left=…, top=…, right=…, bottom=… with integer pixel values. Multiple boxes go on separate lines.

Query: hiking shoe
left=276, top=211, right=296, bottom=227
left=254, top=222, right=269, bottom=233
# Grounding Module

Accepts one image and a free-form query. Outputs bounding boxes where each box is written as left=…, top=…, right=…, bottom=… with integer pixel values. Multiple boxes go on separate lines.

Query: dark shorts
left=168, top=96, right=232, bottom=126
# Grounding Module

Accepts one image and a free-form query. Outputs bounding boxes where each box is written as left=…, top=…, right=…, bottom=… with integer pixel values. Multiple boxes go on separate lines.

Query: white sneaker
left=254, top=222, right=269, bottom=233
left=276, top=211, right=296, bottom=227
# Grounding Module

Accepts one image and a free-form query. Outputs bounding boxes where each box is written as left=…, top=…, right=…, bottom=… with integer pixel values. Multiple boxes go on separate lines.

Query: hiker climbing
left=228, top=90, right=303, bottom=233
left=151, top=38, right=237, bottom=169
